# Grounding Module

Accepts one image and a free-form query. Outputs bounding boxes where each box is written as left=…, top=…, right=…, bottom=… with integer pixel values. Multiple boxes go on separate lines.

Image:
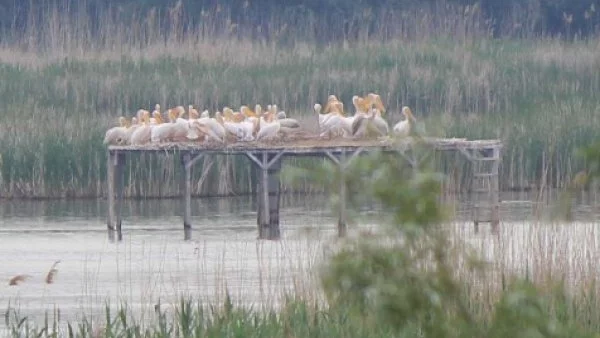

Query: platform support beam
left=246, top=151, right=285, bottom=240
left=180, top=152, right=204, bottom=241
left=107, top=151, right=126, bottom=242
left=324, top=147, right=364, bottom=237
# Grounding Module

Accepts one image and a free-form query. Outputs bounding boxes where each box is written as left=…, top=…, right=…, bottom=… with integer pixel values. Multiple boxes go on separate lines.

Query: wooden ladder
left=459, top=145, right=501, bottom=233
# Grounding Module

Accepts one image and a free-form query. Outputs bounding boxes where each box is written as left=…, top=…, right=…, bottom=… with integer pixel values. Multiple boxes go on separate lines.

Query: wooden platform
left=106, top=136, right=503, bottom=241
left=108, top=137, right=502, bottom=153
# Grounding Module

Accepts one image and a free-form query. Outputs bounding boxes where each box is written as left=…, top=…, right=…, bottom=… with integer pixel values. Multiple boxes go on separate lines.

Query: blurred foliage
left=307, top=139, right=596, bottom=336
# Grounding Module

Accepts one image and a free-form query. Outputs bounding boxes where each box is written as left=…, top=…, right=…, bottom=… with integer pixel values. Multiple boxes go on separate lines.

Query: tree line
left=0, top=0, right=597, bottom=42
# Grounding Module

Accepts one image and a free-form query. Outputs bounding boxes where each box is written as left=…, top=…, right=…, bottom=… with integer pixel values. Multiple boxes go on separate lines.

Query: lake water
left=0, top=191, right=599, bottom=330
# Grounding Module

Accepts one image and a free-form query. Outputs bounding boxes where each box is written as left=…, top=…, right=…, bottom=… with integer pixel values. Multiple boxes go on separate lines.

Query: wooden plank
left=107, top=137, right=503, bottom=155
left=182, top=153, right=192, bottom=241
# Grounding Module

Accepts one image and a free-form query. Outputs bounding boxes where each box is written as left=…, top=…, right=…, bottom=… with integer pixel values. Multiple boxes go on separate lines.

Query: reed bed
left=0, top=4, right=598, bottom=198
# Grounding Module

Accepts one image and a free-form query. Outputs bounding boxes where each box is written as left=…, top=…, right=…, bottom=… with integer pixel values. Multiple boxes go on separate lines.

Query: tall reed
left=0, top=2, right=597, bottom=198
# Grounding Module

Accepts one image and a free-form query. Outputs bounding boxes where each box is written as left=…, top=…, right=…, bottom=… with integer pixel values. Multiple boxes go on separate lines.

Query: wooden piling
left=337, top=151, right=347, bottom=237
left=115, top=153, right=125, bottom=241
left=107, top=151, right=116, bottom=241
left=256, top=152, right=282, bottom=240
left=182, top=153, right=192, bottom=241
left=490, top=146, right=501, bottom=232
left=107, top=151, right=125, bottom=241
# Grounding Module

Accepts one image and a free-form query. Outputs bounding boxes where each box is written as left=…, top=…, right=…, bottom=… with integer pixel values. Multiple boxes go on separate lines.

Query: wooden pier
left=106, top=137, right=502, bottom=241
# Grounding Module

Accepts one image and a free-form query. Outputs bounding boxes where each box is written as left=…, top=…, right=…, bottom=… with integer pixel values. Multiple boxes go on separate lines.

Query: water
left=0, top=192, right=598, bottom=329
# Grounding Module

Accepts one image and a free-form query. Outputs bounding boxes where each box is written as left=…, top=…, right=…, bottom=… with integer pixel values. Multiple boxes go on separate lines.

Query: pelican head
left=215, top=111, right=224, bottom=124
left=333, top=101, right=344, bottom=115
left=201, top=110, right=210, bottom=118
left=327, top=95, right=338, bottom=102
left=176, top=106, right=186, bottom=117
left=118, top=116, right=127, bottom=127
left=153, top=111, right=163, bottom=123
left=368, top=93, right=386, bottom=113
left=314, top=103, right=322, bottom=114
left=241, top=106, right=256, bottom=118
left=136, top=109, right=148, bottom=120
left=255, top=104, right=262, bottom=116
left=131, top=117, right=138, bottom=125
left=143, top=111, right=151, bottom=124
left=270, top=105, right=277, bottom=115
left=402, top=106, right=415, bottom=121
left=188, top=105, right=199, bottom=119
left=277, top=111, right=287, bottom=119
left=167, top=109, right=177, bottom=122
left=223, top=107, right=234, bottom=121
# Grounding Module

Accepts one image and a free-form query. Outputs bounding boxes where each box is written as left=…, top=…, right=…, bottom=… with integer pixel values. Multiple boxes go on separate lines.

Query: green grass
left=0, top=9, right=598, bottom=198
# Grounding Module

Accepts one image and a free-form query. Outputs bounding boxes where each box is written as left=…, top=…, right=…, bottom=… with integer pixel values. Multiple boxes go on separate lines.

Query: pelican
left=188, top=105, right=199, bottom=120
left=189, top=111, right=226, bottom=142
left=352, top=95, right=369, bottom=115
left=256, top=110, right=281, bottom=141
left=351, top=111, right=387, bottom=138
left=321, top=101, right=354, bottom=138
left=103, top=117, right=130, bottom=145
left=172, top=107, right=190, bottom=141
left=393, top=106, right=416, bottom=138
left=124, top=117, right=140, bottom=144
left=323, top=95, right=341, bottom=114
left=151, top=110, right=176, bottom=143
left=367, top=93, right=386, bottom=113
left=277, top=111, right=300, bottom=129
left=372, top=108, right=389, bottom=136
left=150, top=104, right=161, bottom=123
left=222, top=107, right=254, bottom=141
left=130, top=111, right=153, bottom=145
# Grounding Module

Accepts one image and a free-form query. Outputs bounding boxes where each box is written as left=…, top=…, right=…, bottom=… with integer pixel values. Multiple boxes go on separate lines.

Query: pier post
left=107, top=151, right=125, bottom=242
left=490, top=146, right=501, bottom=232
left=246, top=151, right=285, bottom=240
left=338, top=150, right=348, bottom=237
left=324, top=148, right=364, bottom=237
left=181, top=152, right=192, bottom=241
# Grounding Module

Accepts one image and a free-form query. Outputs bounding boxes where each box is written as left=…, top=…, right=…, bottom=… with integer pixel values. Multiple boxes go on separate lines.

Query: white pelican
left=323, top=95, right=341, bottom=114
left=367, top=93, right=386, bottom=113
left=320, top=101, right=354, bottom=138
left=200, top=110, right=210, bottom=119
left=372, top=109, right=389, bottom=136
left=151, top=110, right=176, bottom=143
left=130, top=111, right=153, bottom=145
left=103, top=117, right=130, bottom=145
left=352, top=108, right=386, bottom=138
left=256, top=110, right=280, bottom=141
left=150, top=104, right=161, bottom=123
left=222, top=107, right=254, bottom=141
left=189, top=111, right=226, bottom=142
left=124, top=117, right=140, bottom=144
left=352, top=95, right=369, bottom=115
left=393, top=106, right=416, bottom=138
left=170, top=106, right=190, bottom=141
left=274, top=109, right=300, bottom=129
left=188, top=105, right=199, bottom=120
